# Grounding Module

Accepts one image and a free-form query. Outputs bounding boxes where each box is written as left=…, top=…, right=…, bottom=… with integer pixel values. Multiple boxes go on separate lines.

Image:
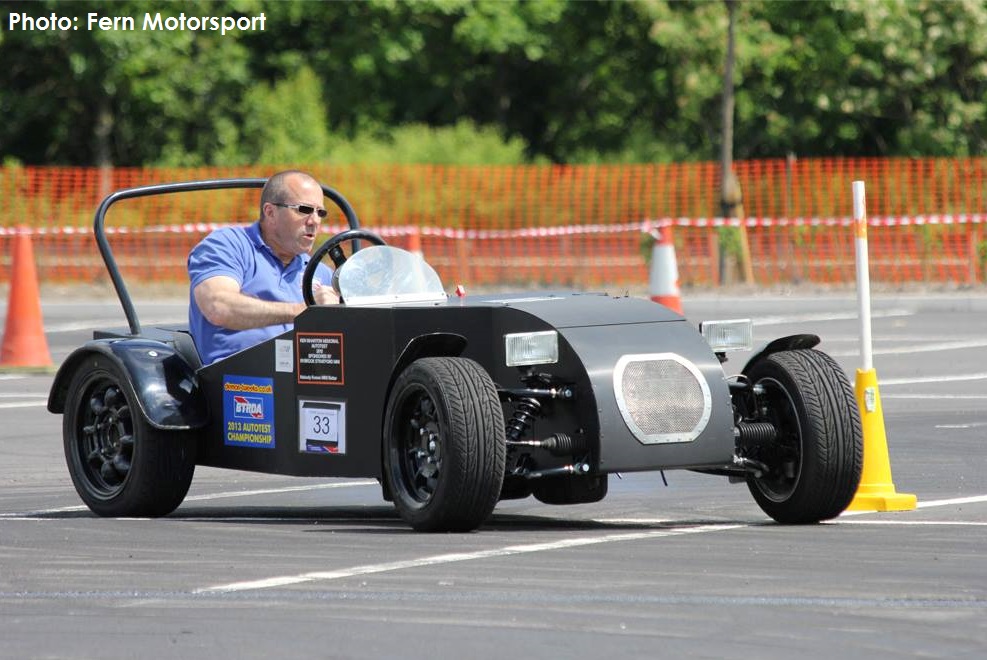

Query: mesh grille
left=614, top=354, right=711, bottom=444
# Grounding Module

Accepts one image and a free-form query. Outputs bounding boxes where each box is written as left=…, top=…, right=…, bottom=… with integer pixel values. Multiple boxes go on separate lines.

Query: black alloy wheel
left=383, top=357, right=505, bottom=532
left=63, top=355, right=195, bottom=517
left=743, top=349, right=863, bottom=523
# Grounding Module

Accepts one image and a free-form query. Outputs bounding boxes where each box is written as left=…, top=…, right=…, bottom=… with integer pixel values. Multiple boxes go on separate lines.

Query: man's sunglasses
left=271, top=202, right=328, bottom=219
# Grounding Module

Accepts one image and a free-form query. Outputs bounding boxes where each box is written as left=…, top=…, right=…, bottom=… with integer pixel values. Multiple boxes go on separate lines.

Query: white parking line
left=195, top=493, right=987, bottom=595
left=182, top=480, right=380, bottom=504
left=0, top=480, right=379, bottom=518
left=881, top=394, right=987, bottom=400
left=6, top=477, right=984, bottom=594
left=829, top=338, right=987, bottom=357
left=44, top=317, right=183, bottom=333
left=834, top=520, right=987, bottom=526
left=751, top=309, right=912, bottom=326
left=879, top=372, right=987, bottom=386
left=916, top=494, right=987, bottom=508
left=195, top=523, right=746, bottom=594
left=819, top=334, right=985, bottom=343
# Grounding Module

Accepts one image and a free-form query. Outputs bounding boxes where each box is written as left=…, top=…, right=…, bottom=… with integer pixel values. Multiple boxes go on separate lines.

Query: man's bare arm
left=193, top=275, right=337, bottom=330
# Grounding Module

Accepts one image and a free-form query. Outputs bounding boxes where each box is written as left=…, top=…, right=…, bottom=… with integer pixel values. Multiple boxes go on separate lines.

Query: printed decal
left=298, top=399, right=346, bottom=455
left=223, top=375, right=275, bottom=448
left=296, top=332, right=344, bottom=385
left=275, top=339, right=293, bottom=373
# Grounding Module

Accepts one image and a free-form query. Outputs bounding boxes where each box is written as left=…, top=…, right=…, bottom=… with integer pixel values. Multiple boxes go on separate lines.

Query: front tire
left=383, top=357, right=506, bottom=532
left=63, top=355, right=196, bottom=517
left=743, top=349, right=862, bottom=523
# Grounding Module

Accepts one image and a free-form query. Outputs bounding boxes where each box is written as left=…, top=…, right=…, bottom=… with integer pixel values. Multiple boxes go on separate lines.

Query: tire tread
left=384, top=357, right=505, bottom=532
left=63, top=355, right=195, bottom=518
left=746, top=349, right=862, bottom=523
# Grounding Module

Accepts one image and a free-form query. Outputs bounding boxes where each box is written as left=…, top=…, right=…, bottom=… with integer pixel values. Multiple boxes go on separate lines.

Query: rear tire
left=63, top=355, right=196, bottom=517
left=383, top=357, right=506, bottom=532
left=743, top=349, right=862, bottom=523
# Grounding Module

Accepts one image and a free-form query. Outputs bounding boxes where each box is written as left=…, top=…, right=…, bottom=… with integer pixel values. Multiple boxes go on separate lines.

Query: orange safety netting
left=2, top=158, right=986, bottom=289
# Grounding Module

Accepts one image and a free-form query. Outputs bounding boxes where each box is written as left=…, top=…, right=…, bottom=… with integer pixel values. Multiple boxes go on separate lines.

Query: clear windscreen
left=335, top=245, right=447, bottom=306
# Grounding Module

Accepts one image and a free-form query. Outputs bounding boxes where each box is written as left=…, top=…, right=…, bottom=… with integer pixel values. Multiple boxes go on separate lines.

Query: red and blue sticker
left=223, top=375, right=275, bottom=448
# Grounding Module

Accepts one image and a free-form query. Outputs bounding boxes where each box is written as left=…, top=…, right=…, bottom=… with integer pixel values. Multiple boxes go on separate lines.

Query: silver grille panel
left=613, top=353, right=712, bottom=444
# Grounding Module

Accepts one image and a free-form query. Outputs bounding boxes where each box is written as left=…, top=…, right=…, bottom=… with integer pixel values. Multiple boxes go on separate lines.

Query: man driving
left=188, top=170, right=337, bottom=365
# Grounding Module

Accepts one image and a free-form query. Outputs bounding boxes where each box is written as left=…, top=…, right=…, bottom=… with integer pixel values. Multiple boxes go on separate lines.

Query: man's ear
left=260, top=204, right=277, bottom=229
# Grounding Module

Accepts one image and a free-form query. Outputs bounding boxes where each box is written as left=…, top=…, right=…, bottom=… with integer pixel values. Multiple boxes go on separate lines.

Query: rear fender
left=47, top=339, right=208, bottom=430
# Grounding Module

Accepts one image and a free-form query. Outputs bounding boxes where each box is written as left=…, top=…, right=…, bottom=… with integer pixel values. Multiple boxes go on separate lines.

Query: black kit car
left=48, top=179, right=863, bottom=532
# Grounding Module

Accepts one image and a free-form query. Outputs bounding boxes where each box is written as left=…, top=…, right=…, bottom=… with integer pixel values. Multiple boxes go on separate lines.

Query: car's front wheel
left=743, top=349, right=862, bottom=523
left=383, top=357, right=505, bottom=532
left=63, top=355, right=196, bottom=517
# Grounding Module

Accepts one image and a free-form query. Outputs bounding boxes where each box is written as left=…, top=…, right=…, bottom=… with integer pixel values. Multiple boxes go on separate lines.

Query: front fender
left=742, top=334, right=821, bottom=374
left=47, top=339, right=208, bottom=430
left=379, top=332, right=468, bottom=470
left=382, top=332, right=468, bottom=412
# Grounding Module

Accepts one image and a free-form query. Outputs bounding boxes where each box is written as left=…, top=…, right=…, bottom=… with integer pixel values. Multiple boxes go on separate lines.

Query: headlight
left=699, top=319, right=753, bottom=352
left=505, top=331, right=559, bottom=367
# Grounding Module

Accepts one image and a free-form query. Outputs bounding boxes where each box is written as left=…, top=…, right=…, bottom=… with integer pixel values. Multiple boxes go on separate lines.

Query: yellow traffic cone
left=846, top=368, right=917, bottom=511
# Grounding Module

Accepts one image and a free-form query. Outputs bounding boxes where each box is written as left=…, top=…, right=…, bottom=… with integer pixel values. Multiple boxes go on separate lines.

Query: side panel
left=191, top=296, right=735, bottom=477
left=196, top=307, right=396, bottom=478
left=194, top=304, right=525, bottom=478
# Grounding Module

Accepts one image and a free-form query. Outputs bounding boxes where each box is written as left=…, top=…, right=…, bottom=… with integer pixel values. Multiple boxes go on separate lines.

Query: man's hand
left=312, top=281, right=340, bottom=305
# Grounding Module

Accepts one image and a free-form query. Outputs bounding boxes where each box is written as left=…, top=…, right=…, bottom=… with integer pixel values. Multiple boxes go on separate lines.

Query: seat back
left=170, top=329, right=203, bottom=371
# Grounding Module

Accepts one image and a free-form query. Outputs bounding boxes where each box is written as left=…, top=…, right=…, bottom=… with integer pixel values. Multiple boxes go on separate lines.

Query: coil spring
left=736, top=421, right=776, bottom=447
left=506, top=397, right=542, bottom=442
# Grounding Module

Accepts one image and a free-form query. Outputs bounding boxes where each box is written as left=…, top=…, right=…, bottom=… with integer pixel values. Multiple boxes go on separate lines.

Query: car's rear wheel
left=383, top=357, right=505, bottom=532
left=63, top=355, right=196, bottom=517
left=743, top=349, right=862, bottom=523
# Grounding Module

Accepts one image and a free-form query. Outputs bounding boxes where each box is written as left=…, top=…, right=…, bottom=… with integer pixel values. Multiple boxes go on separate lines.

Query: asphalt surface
left=1, top=291, right=985, bottom=659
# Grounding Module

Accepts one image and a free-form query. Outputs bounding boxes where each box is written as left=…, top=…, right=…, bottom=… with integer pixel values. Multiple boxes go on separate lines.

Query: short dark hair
left=259, top=170, right=318, bottom=220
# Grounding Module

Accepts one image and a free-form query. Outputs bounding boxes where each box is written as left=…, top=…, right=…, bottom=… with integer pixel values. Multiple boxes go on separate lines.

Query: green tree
left=2, top=0, right=986, bottom=166
left=738, top=0, right=987, bottom=157
left=0, top=0, right=257, bottom=166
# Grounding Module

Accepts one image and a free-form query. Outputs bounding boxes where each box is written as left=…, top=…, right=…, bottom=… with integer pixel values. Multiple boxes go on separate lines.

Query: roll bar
left=92, top=178, right=360, bottom=335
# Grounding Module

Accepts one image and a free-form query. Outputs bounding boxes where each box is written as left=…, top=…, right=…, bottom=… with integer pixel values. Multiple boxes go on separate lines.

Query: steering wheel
left=302, top=228, right=388, bottom=306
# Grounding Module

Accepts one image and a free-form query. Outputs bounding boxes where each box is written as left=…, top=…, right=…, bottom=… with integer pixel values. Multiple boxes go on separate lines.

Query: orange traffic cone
left=407, top=226, right=424, bottom=259
left=1, top=229, right=53, bottom=368
left=648, top=224, right=683, bottom=314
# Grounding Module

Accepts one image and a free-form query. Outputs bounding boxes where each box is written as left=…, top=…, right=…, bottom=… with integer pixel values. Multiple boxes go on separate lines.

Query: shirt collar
left=247, top=221, right=309, bottom=269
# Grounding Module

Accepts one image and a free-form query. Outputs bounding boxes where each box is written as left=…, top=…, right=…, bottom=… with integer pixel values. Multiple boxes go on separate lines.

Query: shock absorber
left=735, top=421, right=776, bottom=448
left=505, top=397, right=541, bottom=442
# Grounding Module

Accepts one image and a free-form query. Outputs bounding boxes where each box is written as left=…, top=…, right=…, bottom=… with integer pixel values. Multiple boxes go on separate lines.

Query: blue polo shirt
left=188, top=222, right=332, bottom=365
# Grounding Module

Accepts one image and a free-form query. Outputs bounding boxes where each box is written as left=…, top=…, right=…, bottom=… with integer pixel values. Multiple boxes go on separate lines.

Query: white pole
left=847, top=180, right=916, bottom=512
left=853, top=180, right=872, bottom=372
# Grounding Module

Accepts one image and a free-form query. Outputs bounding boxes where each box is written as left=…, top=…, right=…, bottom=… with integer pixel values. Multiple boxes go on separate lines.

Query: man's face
left=262, top=175, right=325, bottom=264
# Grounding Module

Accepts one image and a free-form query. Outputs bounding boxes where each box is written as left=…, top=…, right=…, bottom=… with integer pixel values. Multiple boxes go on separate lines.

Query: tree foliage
left=1, top=0, right=985, bottom=166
